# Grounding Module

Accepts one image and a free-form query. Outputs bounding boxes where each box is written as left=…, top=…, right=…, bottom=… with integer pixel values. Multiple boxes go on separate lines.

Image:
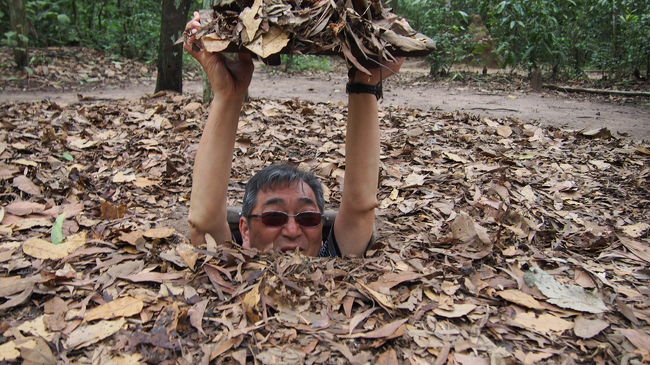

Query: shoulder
left=318, top=227, right=342, bottom=257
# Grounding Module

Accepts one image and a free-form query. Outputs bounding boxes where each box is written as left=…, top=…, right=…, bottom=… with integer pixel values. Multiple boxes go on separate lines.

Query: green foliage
left=395, top=0, right=650, bottom=78
left=280, top=55, right=333, bottom=72
left=2, top=30, right=29, bottom=48
left=394, top=0, right=483, bottom=75
left=51, top=212, right=66, bottom=245
left=0, top=0, right=164, bottom=62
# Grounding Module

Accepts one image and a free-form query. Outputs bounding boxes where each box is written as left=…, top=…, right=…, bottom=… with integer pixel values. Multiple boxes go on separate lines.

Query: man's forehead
left=259, top=181, right=317, bottom=205
left=262, top=196, right=317, bottom=206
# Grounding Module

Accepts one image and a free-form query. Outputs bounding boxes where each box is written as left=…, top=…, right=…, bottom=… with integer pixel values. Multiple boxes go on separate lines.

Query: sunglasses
left=247, top=211, right=322, bottom=227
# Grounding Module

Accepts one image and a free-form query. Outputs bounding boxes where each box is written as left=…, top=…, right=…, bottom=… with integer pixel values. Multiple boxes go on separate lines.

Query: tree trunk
left=202, top=0, right=214, bottom=102
left=156, top=0, right=193, bottom=93
left=8, top=0, right=28, bottom=69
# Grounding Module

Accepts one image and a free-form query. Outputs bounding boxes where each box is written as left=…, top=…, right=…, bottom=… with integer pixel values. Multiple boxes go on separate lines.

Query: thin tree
left=156, top=0, right=193, bottom=92
left=8, top=0, right=28, bottom=69
left=202, top=0, right=214, bottom=102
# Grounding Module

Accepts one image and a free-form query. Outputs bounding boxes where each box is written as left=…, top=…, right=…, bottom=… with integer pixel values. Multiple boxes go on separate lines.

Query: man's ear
left=239, top=217, right=251, bottom=248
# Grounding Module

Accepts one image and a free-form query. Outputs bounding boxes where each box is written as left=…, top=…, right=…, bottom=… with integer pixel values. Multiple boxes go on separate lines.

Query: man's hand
left=183, top=11, right=254, bottom=101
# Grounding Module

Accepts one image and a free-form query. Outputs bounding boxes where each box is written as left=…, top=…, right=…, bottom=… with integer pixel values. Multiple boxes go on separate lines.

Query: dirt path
left=2, top=65, right=649, bottom=141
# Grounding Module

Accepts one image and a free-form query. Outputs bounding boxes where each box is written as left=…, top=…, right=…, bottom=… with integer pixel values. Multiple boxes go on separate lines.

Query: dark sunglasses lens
left=261, top=212, right=288, bottom=227
left=296, top=212, right=322, bottom=227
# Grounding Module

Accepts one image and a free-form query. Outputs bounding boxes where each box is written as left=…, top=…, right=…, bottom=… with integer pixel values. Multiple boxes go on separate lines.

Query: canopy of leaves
left=0, top=0, right=172, bottom=62
left=393, top=0, right=650, bottom=77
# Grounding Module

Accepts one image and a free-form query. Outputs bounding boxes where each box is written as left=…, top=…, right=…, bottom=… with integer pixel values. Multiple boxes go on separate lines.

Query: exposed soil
left=0, top=57, right=650, bottom=140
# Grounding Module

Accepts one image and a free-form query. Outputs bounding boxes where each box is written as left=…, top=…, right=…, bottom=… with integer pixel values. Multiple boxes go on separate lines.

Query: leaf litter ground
left=1, top=72, right=650, bottom=363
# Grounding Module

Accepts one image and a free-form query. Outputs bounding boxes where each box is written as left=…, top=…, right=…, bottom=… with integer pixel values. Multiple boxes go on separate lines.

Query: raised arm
left=334, top=60, right=403, bottom=257
left=184, top=12, right=254, bottom=245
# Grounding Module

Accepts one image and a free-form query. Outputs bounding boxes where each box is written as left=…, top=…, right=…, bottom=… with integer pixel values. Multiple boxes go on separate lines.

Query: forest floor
left=0, top=47, right=649, bottom=364
left=1, top=48, right=649, bottom=141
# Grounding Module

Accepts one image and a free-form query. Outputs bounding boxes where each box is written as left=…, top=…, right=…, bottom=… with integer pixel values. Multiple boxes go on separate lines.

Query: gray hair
left=241, top=164, right=325, bottom=218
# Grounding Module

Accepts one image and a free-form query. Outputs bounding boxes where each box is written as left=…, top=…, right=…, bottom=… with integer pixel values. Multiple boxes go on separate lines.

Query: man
left=184, top=12, right=402, bottom=257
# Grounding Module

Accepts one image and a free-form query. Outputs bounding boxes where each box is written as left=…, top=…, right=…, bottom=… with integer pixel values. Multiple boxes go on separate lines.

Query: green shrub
left=280, top=55, right=333, bottom=72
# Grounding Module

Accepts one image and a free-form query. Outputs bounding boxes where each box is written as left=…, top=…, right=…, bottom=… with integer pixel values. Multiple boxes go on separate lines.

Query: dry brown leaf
left=443, top=152, right=467, bottom=163
left=4, top=201, right=45, bottom=216
left=84, top=296, right=144, bottom=322
left=376, top=348, right=399, bottom=365
left=22, top=232, right=87, bottom=260
left=12, top=315, right=55, bottom=341
left=0, top=286, right=34, bottom=311
left=188, top=299, right=209, bottom=336
left=125, top=270, right=184, bottom=283
left=513, top=312, right=573, bottom=334
left=402, top=172, right=426, bottom=188
left=618, top=235, right=650, bottom=263
left=99, top=200, right=127, bottom=220
left=117, top=231, right=144, bottom=246
left=357, top=282, right=395, bottom=309
left=202, top=34, right=231, bottom=53
left=239, top=0, right=263, bottom=42
left=210, top=338, right=238, bottom=360
left=13, top=175, right=41, bottom=196
left=112, top=171, right=136, bottom=183
left=513, top=350, right=554, bottom=365
left=132, top=177, right=160, bottom=188
left=0, top=341, right=19, bottom=361
left=497, top=289, right=544, bottom=310
left=433, top=303, right=477, bottom=318
left=619, top=328, right=650, bottom=352
left=367, top=272, right=422, bottom=292
left=573, top=317, right=609, bottom=339
left=242, top=281, right=262, bottom=323
left=0, top=276, right=34, bottom=297
left=13, top=217, right=51, bottom=231
left=182, top=102, right=203, bottom=113
left=17, top=337, right=56, bottom=365
left=454, top=353, right=490, bottom=365
left=348, top=307, right=376, bottom=335
left=143, top=227, right=176, bottom=239
left=620, top=222, right=650, bottom=238
left=65, top=318, right=126, bottom=350
left=256, top=346, right=306, bottom=364
left=342, top=318, right=407, bottom=339
left=177, top=243, right=199, bottom=270
left=245, top=27, right=290, bottom=58
left=450, top=212, right=491, bottom=245
left=496, top=125, right=513, bottom=137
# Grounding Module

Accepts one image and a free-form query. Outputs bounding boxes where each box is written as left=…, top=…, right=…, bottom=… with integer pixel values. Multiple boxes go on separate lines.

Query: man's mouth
left=278, top=244, right=303, bottom=252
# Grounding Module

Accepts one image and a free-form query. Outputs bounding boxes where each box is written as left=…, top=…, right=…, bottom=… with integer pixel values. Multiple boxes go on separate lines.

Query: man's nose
left=282, top=217, right=302, bottom=238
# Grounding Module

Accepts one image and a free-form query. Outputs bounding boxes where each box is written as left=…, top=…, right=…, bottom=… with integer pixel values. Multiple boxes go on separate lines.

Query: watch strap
left=346, top=82, right=382, bottom=100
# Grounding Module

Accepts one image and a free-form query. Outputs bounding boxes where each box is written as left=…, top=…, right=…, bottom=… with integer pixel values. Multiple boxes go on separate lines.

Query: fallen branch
left=468, top=107, right=519, bottom=112
left=543, top=84, right=650, bottom=97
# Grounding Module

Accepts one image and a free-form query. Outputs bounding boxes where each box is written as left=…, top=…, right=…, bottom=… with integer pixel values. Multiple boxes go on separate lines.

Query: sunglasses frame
left=246, top=211, right=323, bottom=227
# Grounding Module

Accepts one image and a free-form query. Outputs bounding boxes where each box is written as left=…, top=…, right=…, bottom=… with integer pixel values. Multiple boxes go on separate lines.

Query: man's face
left=240, top=181, right=323, bottom=256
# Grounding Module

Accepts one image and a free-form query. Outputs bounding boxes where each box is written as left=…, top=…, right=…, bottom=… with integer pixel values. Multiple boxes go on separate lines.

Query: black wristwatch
left=346, top=82, right=383, bottom=100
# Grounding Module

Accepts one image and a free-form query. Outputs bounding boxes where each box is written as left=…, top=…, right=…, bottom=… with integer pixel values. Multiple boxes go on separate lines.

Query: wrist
left=211, top=92, right=245, bottom=106
left=210, top=97, right=244, bottom=119
left=346, top=82, right=382, bottom=100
